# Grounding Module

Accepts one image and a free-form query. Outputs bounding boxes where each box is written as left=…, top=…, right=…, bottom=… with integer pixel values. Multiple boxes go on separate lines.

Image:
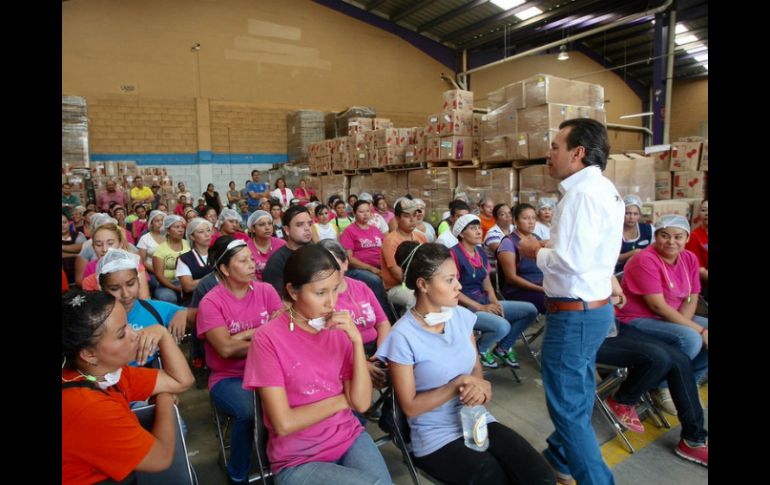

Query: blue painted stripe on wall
left=90, top=153, right=288, bottom=165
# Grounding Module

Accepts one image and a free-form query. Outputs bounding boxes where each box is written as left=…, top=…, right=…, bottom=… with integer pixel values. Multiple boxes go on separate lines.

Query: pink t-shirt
left=335, top=276, right=387, bottom=344
left=339, top=224, right=383, bottom=268
left=209, top=230, right=249, bottom=248
left=82, top=259, right=147, bottom=283
left=196, top=282, right=284, bottom=389
left=616, top=245, right=701, bottom=324
left=243, top=313, right=363, bottom=473
left=246, top=237, right=287, bottom=281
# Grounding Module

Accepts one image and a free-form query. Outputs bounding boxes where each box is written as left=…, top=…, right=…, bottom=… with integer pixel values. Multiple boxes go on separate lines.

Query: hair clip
left=69, top=295, right=86, bottom=307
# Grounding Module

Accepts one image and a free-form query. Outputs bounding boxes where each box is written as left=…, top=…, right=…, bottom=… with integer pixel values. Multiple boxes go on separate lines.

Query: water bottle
left=460, top=405, right=489, bottom=451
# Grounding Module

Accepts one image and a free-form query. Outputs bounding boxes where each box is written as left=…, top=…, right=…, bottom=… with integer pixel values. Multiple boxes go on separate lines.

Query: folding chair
left=210, top=395, right=233, bottom=470
left=594, top=364, right=636, bottom=453
left=250, top=390, right=272, bottom=483
left=133, top=403, right=197, bottom=485
left=389, top=389, right=447, bottom=485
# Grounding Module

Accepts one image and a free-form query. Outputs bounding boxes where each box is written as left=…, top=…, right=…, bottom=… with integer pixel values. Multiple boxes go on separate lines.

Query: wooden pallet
left=331, top=170, right=345, bottom=175
left=449, top=158, right=514, bottom=170
left=384, top=162, right=427, bottom=172
left=342, top=170, right=357, bottom=175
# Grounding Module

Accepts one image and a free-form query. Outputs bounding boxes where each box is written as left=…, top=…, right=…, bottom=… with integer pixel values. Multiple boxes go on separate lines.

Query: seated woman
left=242, top=245, right=392, bottom=485
left=74, top=213, right=122, bottom=286
left=62, top=212, right=87, bottom=285
left=271, top=177, right=294, bottom=210
left=177, top=217, right=215, bottom=301
left=616, top=215, right=708, bottom=413
left=450, top=215, right=538, bottom=369
left=331, top=199, right=353, bottom=233
left=312, top=204, right=339, bottom=242
left=496, top=203, right=546, bottom=314
left=204, top=207, right=219, bottom=227
left=532, top=197, right=555, bottom=241
left=340, top=200, right=385, bottom=279
left=483, top=203, right=514, bottom=254
left=152, top=215, right=190, bottom=304
left=596, top=284, right=708, bottom=466
left=413, top=198, right=436, bottom=243
left=477, top=197, right=496, bottom=239
left=137, top=210, right=167, bottom=289
left=112, top=205, right=135, bottom=245
left=80, top=222, right=151, bottom=300
left=245, top=210, right=287, bottom=282
left=319, top=239, right=391, bottom=389
left=197, top=236, right=285, bottom=484
left=372, top=194, right=394, bottom=233
left=130, top=202, right=149, bottom=242
left=62, top=290, right=194, bottom=484
left=210, top=208, right=250, bottom=247
left=69, top=206, right=87, bottom=235
left=685, top=199, right=708, bottom=300
left=293, top=177, right=314, bottom=206
left=615, top=195, right=654, bottom=273
left=375, top=242, right=554, bottom=485
left=97, top=248, right=188, bottom=363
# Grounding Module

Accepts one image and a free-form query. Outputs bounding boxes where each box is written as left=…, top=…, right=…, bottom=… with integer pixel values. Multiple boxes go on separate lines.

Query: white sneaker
left=651, top=388, right=678, bottom=415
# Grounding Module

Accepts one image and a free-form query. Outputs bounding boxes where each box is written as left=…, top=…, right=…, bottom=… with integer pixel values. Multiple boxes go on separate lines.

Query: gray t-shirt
left=376, top=306, right=496, bottom=457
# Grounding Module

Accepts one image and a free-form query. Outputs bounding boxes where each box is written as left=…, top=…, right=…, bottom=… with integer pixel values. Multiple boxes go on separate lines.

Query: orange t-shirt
left=479, top=214, right=496, bottom=239
left=62, top=365, right=159, bottom=484
left=380, top=230, right=427, bottom=289
left=62, top=268, right=69, bottom=292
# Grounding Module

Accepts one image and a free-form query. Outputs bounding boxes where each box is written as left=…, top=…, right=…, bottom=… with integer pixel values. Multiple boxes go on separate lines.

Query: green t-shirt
left=153, top=240, right=190, bottom=280
left=437, top=220, right=450, bottom=236
left=333, top=216, right=353, bottom=232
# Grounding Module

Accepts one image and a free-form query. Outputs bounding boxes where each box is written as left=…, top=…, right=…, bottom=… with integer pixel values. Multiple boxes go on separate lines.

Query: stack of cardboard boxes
left=480, top=74, right=605, bottom=163
left=425, top=89, right=476, bottom=163
left=650, top=137, right=707, bottom=225
left=62, top=95, right=90, bottom=173
left=286, top=110, right=325, bottom=162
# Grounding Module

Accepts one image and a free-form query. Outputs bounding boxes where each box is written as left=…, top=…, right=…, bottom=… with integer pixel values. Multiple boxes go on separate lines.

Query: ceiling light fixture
left=557, top=44, right=569, bottom=61
left=619, top=112, right=654, bottom=119
left=491, top=0, right=526, bottom=10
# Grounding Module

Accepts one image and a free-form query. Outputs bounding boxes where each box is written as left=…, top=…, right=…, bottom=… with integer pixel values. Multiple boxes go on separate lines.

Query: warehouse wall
left=670, top=78, right=708, bottom=141
left=470, top=51, right=646, bottom=153
left=63, top=0, right=450, bottom=194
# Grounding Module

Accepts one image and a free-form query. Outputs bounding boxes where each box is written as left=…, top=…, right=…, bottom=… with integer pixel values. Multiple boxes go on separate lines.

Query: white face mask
left=421, top=306, right=454, bottom=326
left=307, top=316, right=327, bottom=331
left=96, top=368, right=122, bottom=390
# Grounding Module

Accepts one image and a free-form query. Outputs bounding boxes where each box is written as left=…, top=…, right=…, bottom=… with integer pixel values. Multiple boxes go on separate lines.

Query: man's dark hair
left=282, top=204, right=309, bottom=227
left=449, top=201, right=471, bottom=218
left=558, top=118, right=610, bottom=171
left=251, top=169, right=260, bottom=177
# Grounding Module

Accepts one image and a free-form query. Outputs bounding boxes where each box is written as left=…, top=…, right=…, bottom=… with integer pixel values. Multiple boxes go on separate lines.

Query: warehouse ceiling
left=335, top=0, right=708, bottom=87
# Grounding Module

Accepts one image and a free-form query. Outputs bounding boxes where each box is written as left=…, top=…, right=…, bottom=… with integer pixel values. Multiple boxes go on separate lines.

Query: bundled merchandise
left=62, top=95, right=90, bottom=170
left=641, top=200, right=691, bottom=225
left=335, top=106, right=376, bottom=138
left=605, top=153, right=655, bottom=203
left=455, top=168, right=519, bottom=208
left=650, top=137, right=707, bottom=201
left=518, top=165, right=560, bottom=207
left=287, top=110, right=325, bottom=161
left=408, top=168, right=453, bottom=226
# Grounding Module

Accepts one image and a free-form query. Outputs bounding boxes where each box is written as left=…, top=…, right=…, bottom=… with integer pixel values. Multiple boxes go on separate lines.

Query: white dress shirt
left=435, top=230, right=458, bottom=248
left=533, top=221, right=551, bottom=240
left=536, top=165, right=624, bottom=301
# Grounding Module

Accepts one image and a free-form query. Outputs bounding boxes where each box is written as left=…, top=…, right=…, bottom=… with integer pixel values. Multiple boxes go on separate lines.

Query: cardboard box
left=672, top=171, right=705, bottom=199
left=526, top=130, right=559, bottom=160
left=480, top=136, right=508, bottom=162
left=699, top=140, right=708, bottom=171
left=604, top=153, right=655, bottom=202
left=651, top=148, right=672, bottom=171
left=455, top=167, right=520, bottom=207
left=685, top=198, right=705, bottom=228
left=487, top=81, right=525, bottom=111
left=364, top=131, right=377, bottom=151
left=523, top=74, right=605, bottom=109
left=670, top=142, right=702, bottom=172
left=378, top=146, right=406, bottom=166
left=331, top=153, right=344, bottom=172
left=438, top=110, right=473, bottom=137
left=472, top=114, right=482, bottom=137
left=373, top=128, right=400, bottom=148
left=519, top=164, right=559, bottom=194
left=372, top=118, right=393, bottom=130
left=414, top=127, right=428, bottom=147
left=442, top=89, right=474, bottom=113
left=508, top=133, right=530, bottom=161
left=368, top=148, right=379, bottom=168
left=319, top=175, right=346, bottom=204
left=473, top=136, right=481, bottom=160
left=640, top=200, right=690, bottom=225
left=347, top=117, right=373, bottom=135
left=481, top=113, right=499, bottom=138
left=655, top=171, right=672, bottom=200
left=487, top=86, right=507, bottom=111
left=438, top=136, right=474, bottom=161
left=518, top=190, right=560, bottom=207
left=425, top=136, right=441, bottom=162
left=408, top=167, right=453, bottom=226
left=517, top=103, right=607, bottom=133
left=382, top=171, right=409, bottom=204
left=426, top=114, right=441, bottom=136
left=496, top=107, right=517, bottom=136
left=349, top=133, right=367, bottom=151
left=354, top=149, right=368, bottom=169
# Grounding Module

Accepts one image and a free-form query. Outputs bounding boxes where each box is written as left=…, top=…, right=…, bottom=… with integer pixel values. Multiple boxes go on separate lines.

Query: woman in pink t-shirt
left=293, top=178, right=314, bottom=206
left=616, top=215, right=708, bottom=393
left=242, top=245, right=391, bottom=485
left=81, top=223, right=151, bottom=299
left=245, top=210, right=286, bottom=281
left=196, top=236, right=284, bottom=484
left=339, top=200, right=384, bottom=277
left=319, top=239, right=391, bottom=389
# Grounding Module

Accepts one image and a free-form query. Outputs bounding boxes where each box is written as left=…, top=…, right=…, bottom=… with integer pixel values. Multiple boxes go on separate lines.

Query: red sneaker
left=606, top=396, right=645, bottom=433
left=675, top=439, right=708, bottom=467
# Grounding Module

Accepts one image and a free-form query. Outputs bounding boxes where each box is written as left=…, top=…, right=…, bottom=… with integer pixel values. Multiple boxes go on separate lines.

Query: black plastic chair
left=133, top=403, right=197, bottom=485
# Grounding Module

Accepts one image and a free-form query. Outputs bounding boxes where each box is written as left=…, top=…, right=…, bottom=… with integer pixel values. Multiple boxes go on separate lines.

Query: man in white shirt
left=519, top=119, right=624, bottom=485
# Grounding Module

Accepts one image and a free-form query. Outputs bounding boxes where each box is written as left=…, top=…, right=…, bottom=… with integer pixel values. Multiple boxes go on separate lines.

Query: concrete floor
left=177, top=319, right=708, bottom=484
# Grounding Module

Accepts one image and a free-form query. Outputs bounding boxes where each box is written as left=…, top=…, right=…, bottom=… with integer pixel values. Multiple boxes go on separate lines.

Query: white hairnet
left=537, top=197, right=557, bottom=210
left=358, top=192, right=373, bottom=202
left=216, top=208, right=241, bottom=229
left=247, top=210, right=271, bottom=230
left=452, top=214, right=481, bottom=238
left=148, top=210, right=166, bottom=226
left=413, top=198, right=426, bottom=208
left=186, top=217, right=213, bottom=241
left=623, top=194, right=643, bottom=209
left=90, top=213, right=118, bottom=233
left=655, top=215, right=691, bottom=235
left=96, top=248, right=140, bottom=284
left=162, top=214, right=186, bottom=234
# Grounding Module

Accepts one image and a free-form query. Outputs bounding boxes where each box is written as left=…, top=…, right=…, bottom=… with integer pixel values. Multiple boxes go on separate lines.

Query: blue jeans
left=276, top=431, right=391, bottom=485
left=598, top=325, right=707, bottom=444
left=154, top=278, right=180, bottom=304
left=474, top=301, right=538, bottom=353
left=210, top=377, right=255, bottom=482
left=346, top=269, right=397, bottom=323
left=626, top=316, right=708, bottom=384
left=541, top=302, right=615, bottom=485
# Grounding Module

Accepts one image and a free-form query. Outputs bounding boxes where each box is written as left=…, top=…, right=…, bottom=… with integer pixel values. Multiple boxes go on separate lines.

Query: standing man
left=61, top=183, right=81, bottom=219
left=261, top=205, right=313, bottom=295
left=130, top=176, right=154, bottom=205
left=245, top=170, right=270, bottom=213
left=150, top=183, right=162, bottom=210
left=518, top=119, right=624, bottom=485
left=96, top=179, right=129, bottom=213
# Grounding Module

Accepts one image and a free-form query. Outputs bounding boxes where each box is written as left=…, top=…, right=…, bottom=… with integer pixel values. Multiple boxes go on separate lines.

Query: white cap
left=162, top=214, right=186, bottom=234
left=186, top=217, right=213, bottom=241
left=96, top=248, right=140, bottom=284
left=654, top=214, right=691, bottom=235
left=537, top=197, right=557, bottom=210
left=452, top=214, right=481, bottom=238
left=247, top=210, right=271, bottom=230
left=216, top=208, right=241, bottom=229
left=623, top=194, right=643, bottom=209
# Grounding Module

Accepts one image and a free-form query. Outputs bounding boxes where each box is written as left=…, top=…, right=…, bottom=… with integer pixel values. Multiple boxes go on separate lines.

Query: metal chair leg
left=596, top=391, right=636, bottom=453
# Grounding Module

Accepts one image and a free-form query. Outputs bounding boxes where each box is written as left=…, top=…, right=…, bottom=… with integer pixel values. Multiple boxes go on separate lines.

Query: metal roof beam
left=417, top=0, right=489, bottom=33
left=440, top=0, right=551, bottom=43
left=365, top=0, right=388, bottom=12
left=391, top=0, right=438, bottom=23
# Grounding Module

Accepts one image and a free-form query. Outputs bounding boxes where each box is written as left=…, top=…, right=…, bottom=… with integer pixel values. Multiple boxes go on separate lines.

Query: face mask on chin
left=307, top=316, right=327, bottom=331
left=421, top=306, right=454, bottom=326
left=96, top=367, right=122, bottom=390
